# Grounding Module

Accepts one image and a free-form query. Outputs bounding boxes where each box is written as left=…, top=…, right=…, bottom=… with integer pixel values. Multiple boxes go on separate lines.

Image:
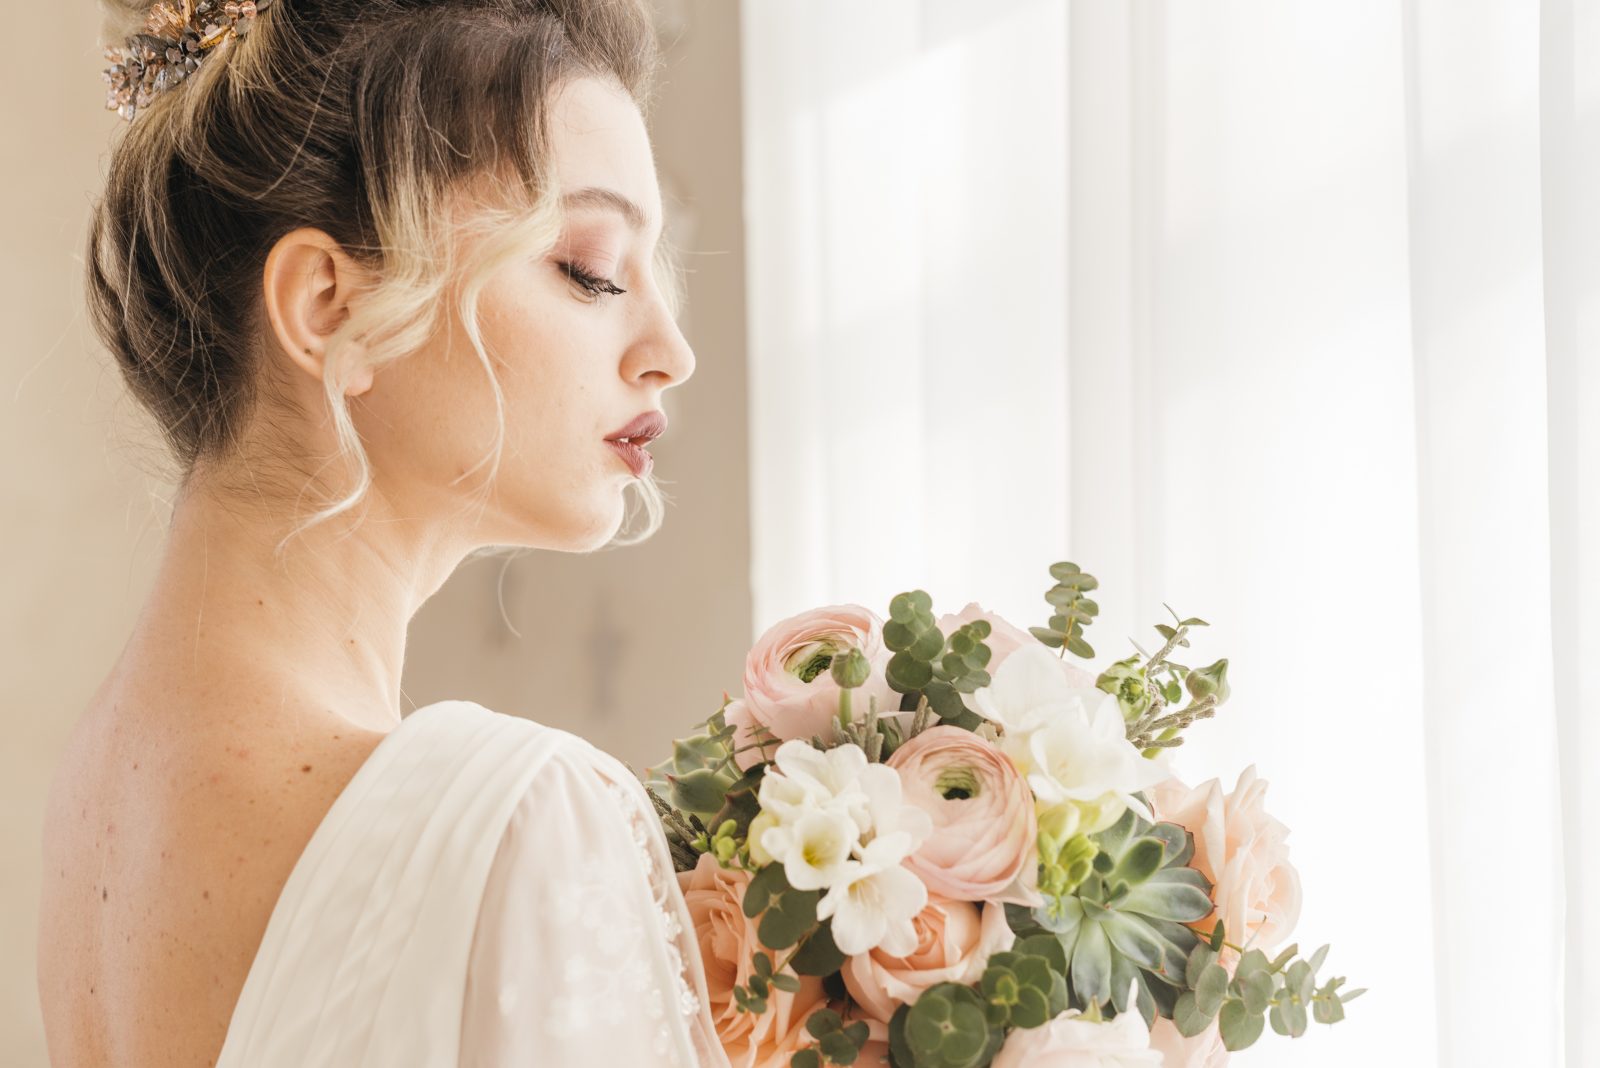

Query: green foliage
left=830, top=646, right=873, bottom=689
left=1171, top=936, right=1361, bottom=1051
left=1009, top=806, right=1213, bottom=1027
left=881, top=590, right=992, bottom=729
left=1095, top=656, right=1153, bottom=723
left=742, top=862, right=821, bottom=951
left=1037, top=832, right=1098, bottom=898
left=1028, top=562, right=1100, bottom=659
left=888, top=983, right=1005, bottom=1068
left=1184, top=659, right=1231, bottom=704
left=790, top=921, right=846, bottom=976
left=791, top=1009, right=871, bottom=1067
left=644, top=705, right=743, bottom=820
left=1108, top=604, right=1230, bottom=752
left=976, top=934, right=1069, bottom=1030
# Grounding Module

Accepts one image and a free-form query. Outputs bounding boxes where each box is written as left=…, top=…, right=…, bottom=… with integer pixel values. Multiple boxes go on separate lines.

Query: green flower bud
left=1096, top=655, right=1152, bottom=722
left=746, top=810, right=778, bottom=866
left=830, top=646, right=872, bottom=689
left=1185, top=658, right=1231, bottom=704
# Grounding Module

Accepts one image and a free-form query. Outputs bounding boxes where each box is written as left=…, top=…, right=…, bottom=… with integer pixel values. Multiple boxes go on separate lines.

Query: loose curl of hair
left=87, top=0, right=684, bottom=556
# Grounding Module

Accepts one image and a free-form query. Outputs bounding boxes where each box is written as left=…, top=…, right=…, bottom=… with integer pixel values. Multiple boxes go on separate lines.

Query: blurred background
left=4, top=1, right=1594, bottom=1065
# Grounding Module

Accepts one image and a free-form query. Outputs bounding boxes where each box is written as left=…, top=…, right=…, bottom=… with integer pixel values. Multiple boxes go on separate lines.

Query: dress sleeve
left=458, top=737, right=729, bottom=1068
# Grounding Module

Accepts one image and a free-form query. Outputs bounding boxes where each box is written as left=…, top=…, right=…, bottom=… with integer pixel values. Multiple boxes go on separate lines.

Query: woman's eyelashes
left=559, top=259, right=628, bottom=303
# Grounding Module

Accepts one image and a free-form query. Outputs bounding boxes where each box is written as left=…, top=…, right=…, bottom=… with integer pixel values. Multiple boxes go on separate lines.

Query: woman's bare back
left=37, top=679, right=388, bottom=1067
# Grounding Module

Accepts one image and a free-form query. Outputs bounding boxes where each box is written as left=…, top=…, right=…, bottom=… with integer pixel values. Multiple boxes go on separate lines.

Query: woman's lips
left=606, top=438, right=653, bottom=477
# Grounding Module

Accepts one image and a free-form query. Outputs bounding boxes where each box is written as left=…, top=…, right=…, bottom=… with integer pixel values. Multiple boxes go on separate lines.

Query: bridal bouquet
left=644, top=562, right=1362, bottom=1068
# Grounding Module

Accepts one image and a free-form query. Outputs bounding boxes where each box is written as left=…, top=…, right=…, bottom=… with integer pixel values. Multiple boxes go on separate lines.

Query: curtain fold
left=1401, top=2, right=1563, bottom=1065
left=1540, top=2, right=1598, bottom=1066
left=740, top=3, right=1592, bottom=1064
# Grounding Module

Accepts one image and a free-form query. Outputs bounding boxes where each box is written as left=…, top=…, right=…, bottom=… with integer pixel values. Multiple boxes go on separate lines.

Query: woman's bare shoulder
left=37, top=685, right=393, bottom=1067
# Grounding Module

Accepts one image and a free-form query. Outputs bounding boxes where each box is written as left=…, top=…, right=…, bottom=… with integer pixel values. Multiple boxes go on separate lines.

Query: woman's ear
left=261, top=227, right=376, bottom=397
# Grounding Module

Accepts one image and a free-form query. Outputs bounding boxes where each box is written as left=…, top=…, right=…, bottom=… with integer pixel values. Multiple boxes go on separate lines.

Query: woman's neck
left=118, top=477, right=469, bottom=732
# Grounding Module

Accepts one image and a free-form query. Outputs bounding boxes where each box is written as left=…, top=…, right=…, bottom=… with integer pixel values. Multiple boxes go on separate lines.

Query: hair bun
left=102, top=0, right=277, bottom=122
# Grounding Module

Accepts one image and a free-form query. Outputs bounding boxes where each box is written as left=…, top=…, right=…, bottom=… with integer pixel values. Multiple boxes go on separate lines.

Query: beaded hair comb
left=102, top=0, right=277, bottom=122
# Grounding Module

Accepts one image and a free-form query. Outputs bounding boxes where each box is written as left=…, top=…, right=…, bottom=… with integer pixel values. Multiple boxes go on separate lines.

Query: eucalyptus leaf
left=1242, top=970, right=1274, bottom=1015
left=1308, top=943, right=1331, bottom=974
left=1186, top=943, right=1218, bottom=983
left=1219, top=999, right=1266, bottom=1051
left=743, top=863, right=787, bottom=918
left=757, top=887, right=820, bottom=950
left=1173, top=992, right=1213, bottom=1038
left=1287, top=959, right=1314, bottom=1001
left=1029, top=627, right=1066, bottom=648
left=1196, top=962, right=1229, bottom=1016
left=790, top=922, right=845, bottom=976
left=1270, top=997, right=1308, bottom=1037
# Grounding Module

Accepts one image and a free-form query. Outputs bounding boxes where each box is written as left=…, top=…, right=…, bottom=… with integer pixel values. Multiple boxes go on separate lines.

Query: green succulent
left=977, top=934, right=1071, bottom=1030
left=887, top=983, right=1005, bottom=1068
left=1009, top=803, right=1214, bottom=1026
left=644, top=707, right=741, bottom=820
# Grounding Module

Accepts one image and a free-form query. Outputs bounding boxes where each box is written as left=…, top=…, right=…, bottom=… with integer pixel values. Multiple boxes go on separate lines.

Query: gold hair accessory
left=102, top=0, right=277, bottom=122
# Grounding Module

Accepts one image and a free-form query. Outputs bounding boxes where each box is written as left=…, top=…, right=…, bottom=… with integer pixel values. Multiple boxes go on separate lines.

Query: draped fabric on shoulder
left=215, top=700, right=729, bottom=1068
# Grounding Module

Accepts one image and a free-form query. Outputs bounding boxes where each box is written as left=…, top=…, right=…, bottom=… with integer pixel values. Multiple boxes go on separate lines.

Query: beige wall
left=1, top=2, right=749, bottom=1061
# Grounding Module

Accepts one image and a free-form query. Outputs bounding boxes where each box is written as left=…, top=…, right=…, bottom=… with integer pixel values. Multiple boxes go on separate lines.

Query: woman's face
left=355, top=75, right=695, bottom=551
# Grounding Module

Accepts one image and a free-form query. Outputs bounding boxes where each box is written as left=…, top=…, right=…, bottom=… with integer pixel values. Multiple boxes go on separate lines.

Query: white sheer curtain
left=740, top=2, right=1596, bottom=1066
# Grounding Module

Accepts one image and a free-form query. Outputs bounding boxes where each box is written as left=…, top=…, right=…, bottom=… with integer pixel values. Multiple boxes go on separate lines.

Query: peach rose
left=1149, top=765, right=1302, bottom=968
left=725, top=604, right=898, bottom=770
left=936, top=602, right=1097, bottom=689
left=1149, top=1017, right=1231, bottom=1067
left=887, top=726, right=1042, bottom=906
left=841, top=896, right=1015, bottom=1024
left=677, top=853, right=829, bottom=1067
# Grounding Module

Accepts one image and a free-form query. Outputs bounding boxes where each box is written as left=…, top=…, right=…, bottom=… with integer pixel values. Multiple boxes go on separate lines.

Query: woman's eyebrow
left=560, top=186, right=651, bottom=232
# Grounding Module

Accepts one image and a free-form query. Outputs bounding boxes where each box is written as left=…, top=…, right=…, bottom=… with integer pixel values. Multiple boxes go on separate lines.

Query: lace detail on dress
left=606, top=779, right=707, bottom=1027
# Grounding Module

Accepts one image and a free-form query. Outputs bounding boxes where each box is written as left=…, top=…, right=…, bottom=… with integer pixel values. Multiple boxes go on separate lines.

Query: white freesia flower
left=1015, top=708, right=1168, bottom=820
left=974, top=644, right=1168, bottom=826
left=770, top=739, right=870, bottom=802
left=816, top=835, right=930, bottom=955
left=972, top=642, right=1097, bottom=736
left=757, top=740, right=873, bottom=828
left=760, top=807, right=860, bottom=891
left=853, top=762, right=934, bottom=856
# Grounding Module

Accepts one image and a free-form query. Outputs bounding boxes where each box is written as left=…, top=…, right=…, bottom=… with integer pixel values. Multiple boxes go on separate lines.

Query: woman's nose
left=626, top=294, right=696, bottom=389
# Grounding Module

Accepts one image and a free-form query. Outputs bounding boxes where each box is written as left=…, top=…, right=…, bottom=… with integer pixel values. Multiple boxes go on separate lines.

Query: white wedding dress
left=212, top=699, right=730, bottom=1066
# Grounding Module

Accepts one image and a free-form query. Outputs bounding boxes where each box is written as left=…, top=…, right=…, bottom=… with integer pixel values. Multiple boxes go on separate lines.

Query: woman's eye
left=559, top=261, right=628, bottom=302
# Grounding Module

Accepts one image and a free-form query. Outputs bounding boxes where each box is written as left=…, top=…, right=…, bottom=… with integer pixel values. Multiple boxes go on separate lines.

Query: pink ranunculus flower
left=725, top=604, right=898, bottom=770
left=841, top=896, right=1015, bottom=1025
left=887, top=725, right=1042, bottom=906
left=677, top=853, right=828, bottom=1067
left=935, top=601, right=1097, bottom=689
left=991, top=1001, right=1164, bottom=1068
left=1149, top=1017, right=1231, bottom=1067
left=1149, top=765, right=1302, bottom=969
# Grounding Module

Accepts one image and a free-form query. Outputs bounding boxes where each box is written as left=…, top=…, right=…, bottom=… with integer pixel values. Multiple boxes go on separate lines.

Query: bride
left=36, top=0, right=728, bottom=1064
